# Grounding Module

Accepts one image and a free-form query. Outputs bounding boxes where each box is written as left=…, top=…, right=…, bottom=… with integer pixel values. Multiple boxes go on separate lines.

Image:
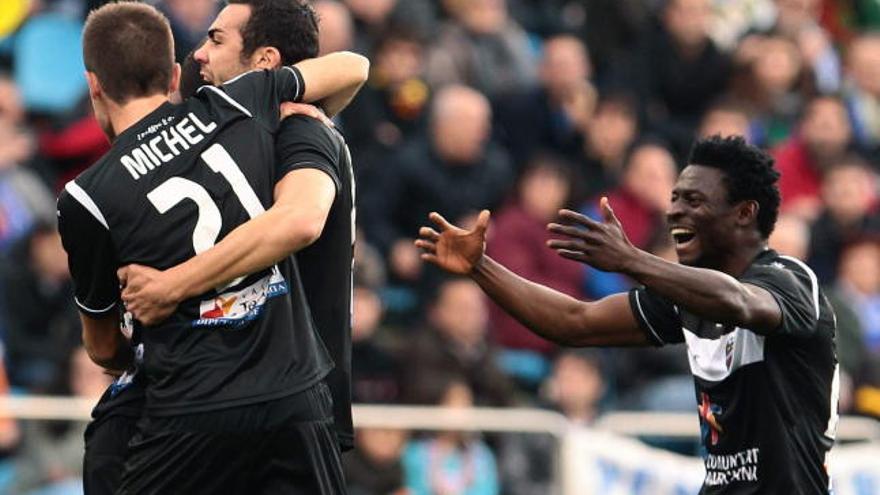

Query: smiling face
left=193, top=4, right=253, bottom=85
left=667, top=165, right=741, bottom=267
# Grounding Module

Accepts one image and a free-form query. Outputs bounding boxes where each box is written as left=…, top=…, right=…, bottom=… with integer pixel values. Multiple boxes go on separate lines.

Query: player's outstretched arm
left=80, top=312, right=132, bottom=372
left=293, top=51, right=369, bottom=117
left=547, top=198, right=782, bottom=333
left=120, top=167, right=334, bottom=325
left=415, top=211, right=651, bottom=347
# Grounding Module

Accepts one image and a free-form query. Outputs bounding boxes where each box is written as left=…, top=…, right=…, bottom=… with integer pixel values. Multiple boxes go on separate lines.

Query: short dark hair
left=83, top=2, right=174, bottom=104
left=688, top=135, right=781, bottom=239
left=228, top=0, right=319, bottom=66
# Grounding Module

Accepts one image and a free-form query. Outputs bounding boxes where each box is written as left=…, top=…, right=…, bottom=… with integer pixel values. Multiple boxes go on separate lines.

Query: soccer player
left=58, top=3, right=358, bottom=493
left=416, top=135, right=838, bottom=494
left=118, top=0, right=359, bottom=453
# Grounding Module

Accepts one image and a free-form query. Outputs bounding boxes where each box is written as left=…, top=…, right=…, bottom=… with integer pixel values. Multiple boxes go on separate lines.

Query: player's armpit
left=80, top=312, right=132, bottom=372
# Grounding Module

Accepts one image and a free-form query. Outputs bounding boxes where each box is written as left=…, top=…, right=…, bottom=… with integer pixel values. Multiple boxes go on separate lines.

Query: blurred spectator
left=486, top=155, right=582, bottom=383
left=344, top=0, right=436, bottom=55
left=843, top=33, right=880, bottom=161
left=709, top=0, right=776, bottom=50
left=12, top=346, right=110, bottom=494
left=731, top=35, right=809, bottom=147
left=360, top=85, right=513, bottom=283
left=773, top=95, right=853, bottom=220
left=630, top=0, right=732, bottom=156
left=401, top=279, right=514, bottom=407
left=0, top=223, right=79, bottom=391
left=577, top=93, right=639, bottom=198
left=426, top=0, right=537, bottom=97
left=402, top=376, right=499, bottom=495
left=315, top=0, right=355, bottom=55
left=769, top=213, right=811, bottom=259
left=351, top=283, right=400, bottom=404
left=156, top=0, right=218, bottom=63
left=494, top=34, right=596, bottom=172
left=499, top=350, right=605, bottom=495
left=833, top=239, right=880, bottom=356
left=697, top=99, right=752, bottom=140
left=344, top=29, right=430, bottom=164
left=344, top=428, right=410, bottom=495
left=807, top=157, right=880, bottom=284
left=582, top=141, right=677, bottom=299
left=766, top=0, right=842, bottom=93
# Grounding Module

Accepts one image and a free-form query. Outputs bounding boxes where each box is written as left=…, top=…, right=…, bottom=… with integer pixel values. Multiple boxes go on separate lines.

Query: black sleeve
left=741, top=260, right=820, bottom=337
left=218, top=66, right=306, bottom=128
left=57, top=189, right=120, bottom=316
left=628, top=287, right=685, bottom=346
left=275, top=115, right=342, bottom=194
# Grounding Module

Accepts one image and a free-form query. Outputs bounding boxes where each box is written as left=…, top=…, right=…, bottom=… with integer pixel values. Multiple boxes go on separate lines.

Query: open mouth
left=670, top=227, right=696, bottom=247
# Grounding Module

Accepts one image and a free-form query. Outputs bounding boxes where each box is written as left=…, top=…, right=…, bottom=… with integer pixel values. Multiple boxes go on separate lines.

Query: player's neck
left=107, top=94, right=170, bottom=139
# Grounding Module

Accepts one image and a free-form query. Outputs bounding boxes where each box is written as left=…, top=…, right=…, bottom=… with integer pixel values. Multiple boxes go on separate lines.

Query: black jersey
left=58, top=68, right=333, bottom=416
left=275, top=115, right=356, bottom=450
left=629, top=250, right=838, bottom=494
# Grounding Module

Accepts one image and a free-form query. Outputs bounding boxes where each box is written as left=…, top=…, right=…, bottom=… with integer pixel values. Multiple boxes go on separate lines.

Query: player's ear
left=169, top=63, right=182, bottom=96
left=85, top=71, right=102, bottom=99
left=251, top=46, right=281, bottom=70
left=736, top=200, right=759, bottom=227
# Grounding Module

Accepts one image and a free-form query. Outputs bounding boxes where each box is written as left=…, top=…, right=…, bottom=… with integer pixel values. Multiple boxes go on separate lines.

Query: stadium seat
left=13, top=14, right=87, bottom=114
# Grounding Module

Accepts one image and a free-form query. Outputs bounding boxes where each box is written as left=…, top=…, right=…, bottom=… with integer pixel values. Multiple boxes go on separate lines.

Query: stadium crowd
left=0, top=0, right=879, bottom=493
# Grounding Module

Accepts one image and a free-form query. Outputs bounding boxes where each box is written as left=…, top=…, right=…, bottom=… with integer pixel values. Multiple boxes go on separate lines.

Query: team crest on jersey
left=699, top=392, right=724, bottom=446
left=193, top=266, right=288, bottom=329
left=725, top=338, right=735, bottom=369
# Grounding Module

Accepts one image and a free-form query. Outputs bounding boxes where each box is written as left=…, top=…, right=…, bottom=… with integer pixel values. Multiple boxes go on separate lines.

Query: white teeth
left=670, top=228, right=695, bottom=236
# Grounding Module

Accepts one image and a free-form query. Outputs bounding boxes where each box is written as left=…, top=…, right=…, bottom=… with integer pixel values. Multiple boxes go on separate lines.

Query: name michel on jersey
left=120, top=113, right=218, bottom=180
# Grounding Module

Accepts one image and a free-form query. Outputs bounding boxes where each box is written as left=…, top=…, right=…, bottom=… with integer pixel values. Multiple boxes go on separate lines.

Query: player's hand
left=279, top=102, right=334, bottom=128
left=117, top=264, right=181, bottom=325
left=546, top=197, right=638, bottom=273
left=415, top=210, right=490, bottom=275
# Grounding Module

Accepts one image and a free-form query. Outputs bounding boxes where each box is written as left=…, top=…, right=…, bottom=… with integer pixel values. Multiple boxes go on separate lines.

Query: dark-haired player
left=58, top=3, right=365, bottom=494
left=416, top=135, right=838, bottom=494
left=118, top=0, right=359, bottom=454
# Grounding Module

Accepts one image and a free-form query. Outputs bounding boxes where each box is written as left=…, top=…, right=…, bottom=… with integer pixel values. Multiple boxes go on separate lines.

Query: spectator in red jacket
left=772, top=95, right=852, bottom=220
left=487, top=154, right=584, bottom=360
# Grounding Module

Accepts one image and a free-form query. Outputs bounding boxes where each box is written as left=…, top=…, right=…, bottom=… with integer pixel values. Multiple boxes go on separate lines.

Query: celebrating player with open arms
left=416, top=136, right=838, bottom=494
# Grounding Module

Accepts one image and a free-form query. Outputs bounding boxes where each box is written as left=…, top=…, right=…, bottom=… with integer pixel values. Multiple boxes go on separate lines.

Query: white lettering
left=121, top=149, right=154, bottom=180
left=149, top=135, right=173, bottom=162
left=140, top=142, right=161, bottom=166
left=176, top=117, right=203, bottom=146
left=190, top=112, right=217, bottom=134
left=161, top=126, right=190, bottom=155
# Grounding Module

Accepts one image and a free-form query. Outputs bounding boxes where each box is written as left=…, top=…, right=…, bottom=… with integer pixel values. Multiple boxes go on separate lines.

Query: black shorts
left=118, top=382, right=346, bottom=495
left=83, top=413, right=140, bottom=495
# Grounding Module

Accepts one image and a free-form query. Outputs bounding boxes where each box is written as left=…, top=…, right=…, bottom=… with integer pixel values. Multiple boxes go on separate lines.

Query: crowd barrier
left=0, top=397, right=878, bottom=495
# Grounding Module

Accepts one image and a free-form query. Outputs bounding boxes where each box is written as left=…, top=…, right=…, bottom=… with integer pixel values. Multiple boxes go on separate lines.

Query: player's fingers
left=600, top=197, right=623, bottom=228
left=474, top=210, right=491, bottom=234
left=418, top=226, right=441, bottom=241
left=117, top=266, right=129, bottom=287
left=420, top=253, right=439, bottom=265
left=428, top=212, right=456, bottom=232
left=546, top=238, right=591, bottom=252
left=558, top=209, right=602, bottom=230
left=414, top=239, right=437, bottom=253
left=555, top=249, right=590, bottom=263
left=547, top=223, right=588, bottom=240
